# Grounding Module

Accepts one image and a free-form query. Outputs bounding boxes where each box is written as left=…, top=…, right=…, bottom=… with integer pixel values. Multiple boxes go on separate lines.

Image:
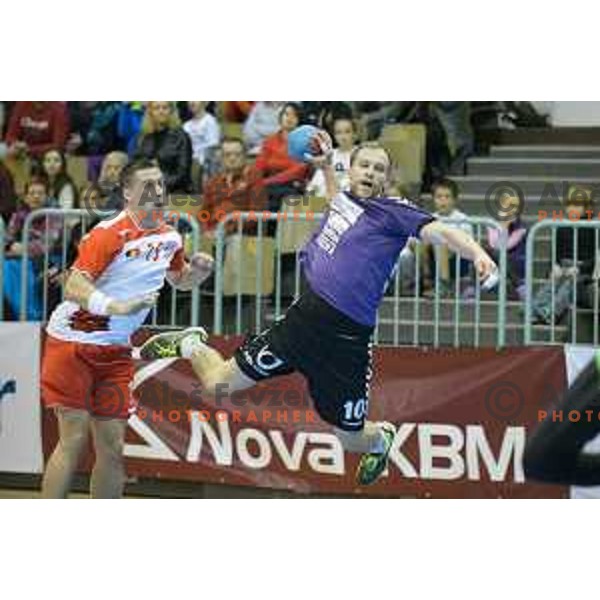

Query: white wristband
left=88, top=290, right=112, bottom=315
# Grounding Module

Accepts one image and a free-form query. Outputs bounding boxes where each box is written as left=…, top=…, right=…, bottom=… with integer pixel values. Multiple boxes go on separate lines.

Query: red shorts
left=41, top=335, right=136, bottom=420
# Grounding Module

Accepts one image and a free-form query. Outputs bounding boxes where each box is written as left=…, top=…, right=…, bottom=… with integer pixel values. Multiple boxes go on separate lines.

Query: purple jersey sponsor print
left=301, top=192, right=435, bottom=326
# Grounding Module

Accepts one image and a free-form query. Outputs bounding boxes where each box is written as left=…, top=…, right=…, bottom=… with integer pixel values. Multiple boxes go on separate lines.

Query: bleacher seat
left=223, top=234, right=275, bottom=296
left=279, top=195, right=328, bottom=254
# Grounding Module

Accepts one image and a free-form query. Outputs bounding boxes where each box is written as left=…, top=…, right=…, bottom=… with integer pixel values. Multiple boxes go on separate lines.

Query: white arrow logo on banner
left=124, top=415, right=180, bottom=461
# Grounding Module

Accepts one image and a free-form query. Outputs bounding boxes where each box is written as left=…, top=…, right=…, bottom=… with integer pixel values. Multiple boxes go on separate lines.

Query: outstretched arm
left=420, top=221, right=497, bottom=282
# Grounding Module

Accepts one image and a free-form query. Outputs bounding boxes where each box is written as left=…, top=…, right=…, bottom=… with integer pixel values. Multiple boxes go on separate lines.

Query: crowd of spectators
left=0, top=100, right=594, bottom=327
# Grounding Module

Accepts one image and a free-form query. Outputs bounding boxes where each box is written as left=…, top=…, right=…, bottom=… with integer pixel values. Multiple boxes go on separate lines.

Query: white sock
left=371, top=429, right=386, bottom=454
left=180, top=334, right=209, bottom=359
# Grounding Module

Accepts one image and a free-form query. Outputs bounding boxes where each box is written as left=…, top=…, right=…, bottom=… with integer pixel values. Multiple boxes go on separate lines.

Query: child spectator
left=3, top=176, right=62, bottom=319
left=202, top=138, right=267, bottom=237
left=308, top=117, right=356, bottom=197
left=135, top=101, right=192, bottom=193
left=422, top=178, right=473, bottom=297
left=532, top=193, right=597, bottom=324
left=183, top=101, right=221, bottom=190
left=5, top=102, right=69, bottom=160
left=243, top=101, right=282, bottom=155
left=484, top=194, right=527, bottom=300
left=40, top=148, right=78, bottom=210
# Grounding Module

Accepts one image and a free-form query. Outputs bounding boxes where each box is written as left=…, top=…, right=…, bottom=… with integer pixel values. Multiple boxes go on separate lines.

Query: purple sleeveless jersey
left=300, top=192, right=436, bottom=326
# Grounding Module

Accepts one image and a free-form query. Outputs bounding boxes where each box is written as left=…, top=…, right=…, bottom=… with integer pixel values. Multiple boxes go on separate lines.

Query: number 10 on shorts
left=343, top=398, right=367, bottom=423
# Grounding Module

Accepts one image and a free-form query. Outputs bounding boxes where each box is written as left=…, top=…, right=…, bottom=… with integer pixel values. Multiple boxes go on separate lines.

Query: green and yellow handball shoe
left=356, top=422, right=396, bottom=486
left=138, top=327, right=208, bottom=360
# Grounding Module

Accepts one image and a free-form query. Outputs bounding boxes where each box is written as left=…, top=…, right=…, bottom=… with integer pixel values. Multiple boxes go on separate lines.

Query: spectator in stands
left=47, top=183, right=111, bottom=313
left=433, top=102, right=474, bottom=176
left=0, top=101, right=6, bottom=137
left=223, top=102, right=255, bottom=124
left=423, top=178, right=473, bottom=297
left=202, top=138, right=266, bottom=237
left=0, top=101, right=8, bottom=157
left=96, top=151, right=128, bottom=212
left=308, top=117, right=356, bottom=198
left=483, top=194, right=527, bottom=300
left=255, top=103, right=311, bottom=223
left=118, top=102, right=146, bottom=155
left=40, top=149, right=78, bottom=210
left=183, top=101, right=221, bottom=190
left=0, top=160, right=15, bottom=222
left=66, top=102, right=122, bottom=156
left=135, top=101, right=192, bottom=194
left=300, top=102, right=354, bottom=135
left=424, top=102, right=474, bottom=185
left=532, top=193, right=597, bottom=324
left=66, top=101, right=95, bottom=154
left=67, top=184, right=108, bottom=265
left=354, top=101, right=415, bottom=140
left=5, top=102, right=69, bottom=160
left=3, top=175, right=61, bottom=319
left=99, top=150, right=129, bottom=185
left=243, top=101, right=282, bottom=155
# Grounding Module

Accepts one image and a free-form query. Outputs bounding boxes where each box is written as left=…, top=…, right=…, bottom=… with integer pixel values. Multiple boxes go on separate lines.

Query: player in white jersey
left=41, top=159, right=213, bottom=498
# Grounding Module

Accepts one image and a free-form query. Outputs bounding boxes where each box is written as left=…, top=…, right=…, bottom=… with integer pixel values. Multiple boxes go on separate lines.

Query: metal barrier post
left=171, top=210, right=202, bottom=328
left=213, top=218, right=228, bottom=335
left=209, top=212, right=509, bottom=349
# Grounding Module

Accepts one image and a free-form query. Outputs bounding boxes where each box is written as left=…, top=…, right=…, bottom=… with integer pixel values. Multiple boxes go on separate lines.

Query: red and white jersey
left=47, top=211, right=185, bottom=346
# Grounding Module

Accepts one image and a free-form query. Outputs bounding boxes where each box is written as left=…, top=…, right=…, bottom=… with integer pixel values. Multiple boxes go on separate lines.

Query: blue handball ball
left=287, top=124, right=321, bottom=163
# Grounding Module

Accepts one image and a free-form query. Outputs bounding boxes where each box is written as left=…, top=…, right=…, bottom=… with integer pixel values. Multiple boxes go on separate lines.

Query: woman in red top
left=254, top=103, right=311, bottom=224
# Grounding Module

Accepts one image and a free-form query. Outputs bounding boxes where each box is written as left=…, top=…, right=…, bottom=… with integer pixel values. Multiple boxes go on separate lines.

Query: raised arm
left=307, top=131, right=336, bottom=202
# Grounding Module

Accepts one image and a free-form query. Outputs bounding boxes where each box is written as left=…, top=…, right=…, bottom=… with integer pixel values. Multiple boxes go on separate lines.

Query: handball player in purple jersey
left=139, top=133, right=497, bottom=485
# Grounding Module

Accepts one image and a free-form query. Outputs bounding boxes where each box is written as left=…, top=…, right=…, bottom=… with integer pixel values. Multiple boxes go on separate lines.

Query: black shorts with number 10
left=234, top=283, right=374, bottom=431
